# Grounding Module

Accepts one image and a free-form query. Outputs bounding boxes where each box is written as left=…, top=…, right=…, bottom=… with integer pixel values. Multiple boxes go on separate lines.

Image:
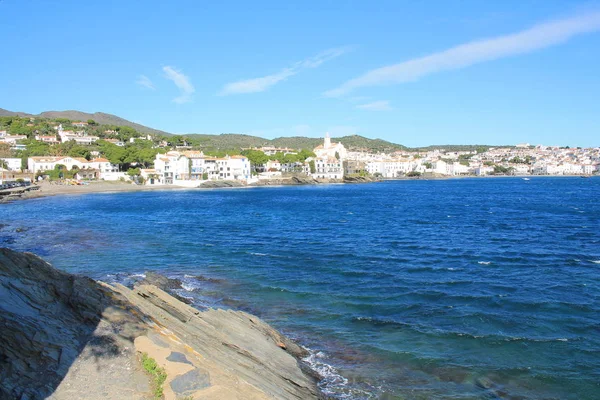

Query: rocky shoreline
left=0, top=248, right=323, bottom=399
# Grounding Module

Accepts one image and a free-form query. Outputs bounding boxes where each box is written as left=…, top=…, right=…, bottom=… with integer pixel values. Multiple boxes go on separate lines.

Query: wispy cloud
left=219, top=46, right=352, bottom=95
left=325, top=12, right=600, bottom=97
left=356, top=100, right=392, bottom=111
left=136, top=75, right=155, bottom=90
left=163, top=66, right=195, bottom=103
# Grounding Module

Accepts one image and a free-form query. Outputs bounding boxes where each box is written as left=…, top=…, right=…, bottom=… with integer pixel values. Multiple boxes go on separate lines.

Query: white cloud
left=324, top=12, right=600, bottom=97
left=220, top=68, right=296, bottom=95
left=163, top=66, right=195, bottom=103
left=136, top=75, right=155, bottom=90
left=219, top=46, right=352, bottom=95
left=356, top=100, right=392, bottom=111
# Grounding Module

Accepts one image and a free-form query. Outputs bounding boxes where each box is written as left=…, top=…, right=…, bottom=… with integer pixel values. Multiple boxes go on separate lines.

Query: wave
left=303, top=348, right=376, bottom=399
left=478, top=261, right=492, bottom=265
left=590, top=260, right=600, bottom=264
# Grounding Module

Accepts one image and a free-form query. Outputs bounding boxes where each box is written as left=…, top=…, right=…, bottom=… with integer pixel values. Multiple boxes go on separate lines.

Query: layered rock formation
left=0, top=248, right=321, bottom=399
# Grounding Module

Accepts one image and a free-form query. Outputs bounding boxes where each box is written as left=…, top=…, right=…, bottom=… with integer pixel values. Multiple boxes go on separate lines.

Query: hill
left=0, top=108, right=171, bottom=136
left=410, top=144, right=511, bottom=152
left=0, top=108, right=34, bottom=117
left=185, top=133, right=270, bottom=149
left=185, top=133, right=406, bottom=152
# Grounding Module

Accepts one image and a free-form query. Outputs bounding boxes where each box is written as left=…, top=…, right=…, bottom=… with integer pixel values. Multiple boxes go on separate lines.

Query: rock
left=169, top=368, right=211, bottom=395
left=139, top=271, right=182, bottom=290
left=343, top=175, right=377, bottom=183
left=199, top=180, right=245, bottom=188
left=0, top=248, right=321, bottom=399
left=116, top=284, right=320, bottom=399
left=0, top=248, right=139, bottom=399
left=137, top=272, right=194, bottom=304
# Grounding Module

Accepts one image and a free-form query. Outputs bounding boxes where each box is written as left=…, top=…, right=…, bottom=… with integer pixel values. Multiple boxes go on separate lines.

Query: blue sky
left=1, top=0, right=599, bottom=147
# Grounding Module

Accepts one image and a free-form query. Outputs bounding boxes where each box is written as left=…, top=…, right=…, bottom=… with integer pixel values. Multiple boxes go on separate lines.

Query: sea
left=1, top=177, right=599, bottom=399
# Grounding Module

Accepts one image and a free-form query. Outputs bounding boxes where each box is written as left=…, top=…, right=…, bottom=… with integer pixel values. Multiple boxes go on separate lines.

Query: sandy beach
left=0, top=181, right=189, bottom=202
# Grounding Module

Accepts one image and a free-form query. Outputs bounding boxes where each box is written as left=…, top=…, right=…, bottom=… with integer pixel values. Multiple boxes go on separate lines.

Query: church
left=311, top=133, right=347, bottom=180
left=313, top=132, right=347, bottom=160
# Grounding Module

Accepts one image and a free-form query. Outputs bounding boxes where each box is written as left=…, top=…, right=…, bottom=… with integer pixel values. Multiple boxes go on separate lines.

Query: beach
left=0, top=181, right=189, bottom=202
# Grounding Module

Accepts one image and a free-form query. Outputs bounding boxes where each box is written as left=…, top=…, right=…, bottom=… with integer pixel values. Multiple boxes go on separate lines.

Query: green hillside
left=0, top=108, right=171, bottom=137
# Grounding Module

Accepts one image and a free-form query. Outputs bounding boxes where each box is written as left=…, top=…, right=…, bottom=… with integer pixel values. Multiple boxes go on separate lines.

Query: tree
left=87, top=119, right=97, bottom=125
left=297, top=149, right=316, bottom=161
left=241, top=149, right=269, bottom=167
left=309, top=160, right=316, bottom=174
left=493, top=165, right=509, bottom=174
left=127, top=167, right=141, bottom=177
left=0, top=142, right=12, bottom=157
left=335, top=151, right=340, bottom=160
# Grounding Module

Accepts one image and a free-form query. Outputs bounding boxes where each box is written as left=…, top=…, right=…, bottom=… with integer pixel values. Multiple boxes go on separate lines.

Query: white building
left=0, top=135, right=27, bottom=144
left=311, top=133, right=347, bottom=179
left=313, top=157, right=343, bottom=179
left=314, top=132, right=348, bottom=160
left=266, top=160, right=281, bottom=171
left=27, top=156, right=118, bottom=178
left=0, top=158, right=22, bottom=171
left=216, top=155, right=251, bottom=181
left=183, top=151, right=219, bottom=180
left=153, top=151, right=190, bottom=184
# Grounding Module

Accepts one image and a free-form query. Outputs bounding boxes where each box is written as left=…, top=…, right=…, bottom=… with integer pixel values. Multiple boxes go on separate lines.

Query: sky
left=1, top=0, right=599, bottom=147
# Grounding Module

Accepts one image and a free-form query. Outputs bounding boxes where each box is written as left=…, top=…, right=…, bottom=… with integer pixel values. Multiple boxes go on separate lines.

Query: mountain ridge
left=1, top=108, right=504, bottom=152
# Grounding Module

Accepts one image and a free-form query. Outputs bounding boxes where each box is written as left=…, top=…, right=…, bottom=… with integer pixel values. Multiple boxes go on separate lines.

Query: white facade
left=314, top=132, right=348, bottom=160
left=0, top=158, right=22, bottom=171
left=28, top=156, right=118, bottom=178
left=0, top=135, right=27, bottom=144
left=216, top=156, right=251, bottom=181
left=183, top=151, right=219, bottom=180
left=313, top=157, right=343, bottom=179
left=266, top=160, right=281, bottom=171
left=154, top=151, right=190, bottom=184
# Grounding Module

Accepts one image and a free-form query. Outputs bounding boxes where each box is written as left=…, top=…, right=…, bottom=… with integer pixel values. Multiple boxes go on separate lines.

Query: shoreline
left=0, top=176, right=376, bottom=203
left=1, top=174, right=596, bottom=204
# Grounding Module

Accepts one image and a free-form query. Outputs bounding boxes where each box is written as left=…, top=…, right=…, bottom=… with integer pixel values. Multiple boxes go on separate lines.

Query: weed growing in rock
left=140, top=352, right=167, bottom=399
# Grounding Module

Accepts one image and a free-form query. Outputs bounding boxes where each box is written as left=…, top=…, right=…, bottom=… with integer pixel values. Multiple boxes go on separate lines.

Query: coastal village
left=1, top=115, right=599, bottom=186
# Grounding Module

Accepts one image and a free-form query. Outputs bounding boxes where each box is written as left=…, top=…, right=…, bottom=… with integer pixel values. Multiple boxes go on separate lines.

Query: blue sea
left=1, top=177, right=599, bottom=399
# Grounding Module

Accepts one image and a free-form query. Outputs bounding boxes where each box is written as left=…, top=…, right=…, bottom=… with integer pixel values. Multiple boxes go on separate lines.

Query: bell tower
left=324, top=132, right=331, bottom=149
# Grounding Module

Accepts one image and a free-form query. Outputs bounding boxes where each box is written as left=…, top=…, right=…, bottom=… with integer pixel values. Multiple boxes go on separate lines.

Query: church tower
left=324, top=132, right=331, bottom=149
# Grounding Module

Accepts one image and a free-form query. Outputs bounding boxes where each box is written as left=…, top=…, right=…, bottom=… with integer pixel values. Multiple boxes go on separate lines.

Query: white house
left=313, top=157, right=343, bottom=179
left=0, top=135, right=27, bottom=144
left=183, top=151, right=219, bottom=180
left=216, top=155, right=251, bottom=181
left=266, top=160, right=281, bottom=171
left=153, top=151, right=190, bottom=184
left=35, top=135, right=60, bottom=144
left=27, top=156, right=119, bottom=179
left=0, top=158, right=22, bottom=171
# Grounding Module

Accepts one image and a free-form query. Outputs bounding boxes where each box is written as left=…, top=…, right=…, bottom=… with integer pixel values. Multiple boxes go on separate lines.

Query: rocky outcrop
left=198, top=180, right=245, bottom=188
left=343, top=175, right=377, bottom=183
left=0, top=248, right=321, bottom=399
